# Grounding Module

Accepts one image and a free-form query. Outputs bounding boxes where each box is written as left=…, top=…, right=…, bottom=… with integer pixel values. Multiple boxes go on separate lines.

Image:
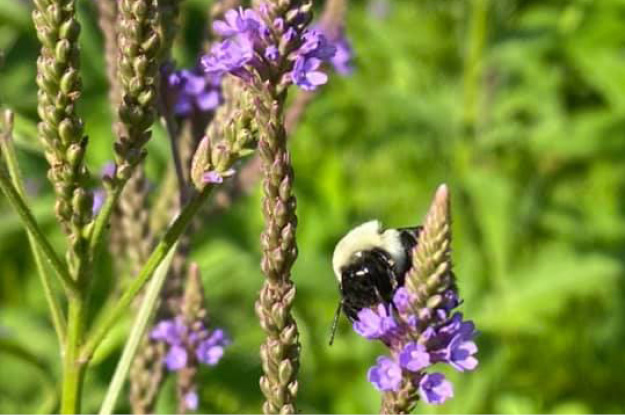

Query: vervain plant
left=0, top=0, right=480, bottom=413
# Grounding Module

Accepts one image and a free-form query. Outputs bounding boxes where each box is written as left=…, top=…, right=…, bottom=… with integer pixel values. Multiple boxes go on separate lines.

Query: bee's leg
left=329, top=301, right=343, bottom=346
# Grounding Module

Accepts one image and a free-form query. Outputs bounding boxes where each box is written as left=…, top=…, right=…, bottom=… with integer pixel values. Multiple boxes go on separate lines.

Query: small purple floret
left=299, top=30, right=337, bottom=61
left=353, top=304, right=397, bottom=339
left=440, top=334, right=478, bottom=372
left=392, top=287, right=414, bottom=313
left=265, top=45, right=279, bottom=61
left=184, top=390, right=199, bottom=411
left=291, top=57, right=328, bottom=91
left=92, top=189, right=106, bottom=216
left=367, top=356, right=402, bottom=392
left=203, top=171, right=224, bottom=184
left=331, top=37, right=354, bottom=75
left=197, top=342, right=225, bottom=366
left=201, top=37, right=254, bottom=78
left=399, top=342, right=430, bottom=372
left=100, top=162, right=116, bottom=179
left=165, top=345, right=188, bottom=371
left=213, top=8, right=263, bottom=37
left=151, top=318, right=187, bottom=345
left=418, top=373, right=453, bottom=405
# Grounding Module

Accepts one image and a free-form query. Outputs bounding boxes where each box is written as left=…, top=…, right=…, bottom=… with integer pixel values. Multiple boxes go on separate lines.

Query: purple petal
left=165, top=345, right=188, bottom=371
left=100, top=162, right=116, bottom=179
left=367, top=356, right=402, bottom=392
left=399, top=342, right=431, bottom=372
left=184, top=390, right=199, bottom=411
left=174, top=98, right=193, bottom=116
left=203, top=171, right=224, bottom=184
left=418, top=373, right=453, bottom=405
left=92, top=189, right=106, bottom=216
left=196, top=91, right=221, bottom=111
left=306, top=70, right=328, bottom=86
left=197, top=341, right=225, bottom=366
left=151, top=318, right=186, bottom=345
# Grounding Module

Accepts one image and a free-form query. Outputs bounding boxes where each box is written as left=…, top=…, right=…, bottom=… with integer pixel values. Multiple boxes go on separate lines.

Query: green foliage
left=1, top=0, right=625, bottom=413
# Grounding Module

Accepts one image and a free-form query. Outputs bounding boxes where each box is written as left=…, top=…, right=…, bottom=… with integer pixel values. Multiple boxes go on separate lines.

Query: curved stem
left=1, top=113, right=67, bottom=345
left=81, top=186, right=212, bottom=361
left=99, top=243, right=179, bottom=415
left=0, top=167, right=78, bottom=296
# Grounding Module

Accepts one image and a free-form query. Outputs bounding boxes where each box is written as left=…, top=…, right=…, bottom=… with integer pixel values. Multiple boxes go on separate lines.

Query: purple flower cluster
left=151, top=316, right=230, bottom=372
left=355, top=287, right=478, bottom=405
left=166, top=68, right=222, bottom=117
left=201, top=6, right=337, bottom=91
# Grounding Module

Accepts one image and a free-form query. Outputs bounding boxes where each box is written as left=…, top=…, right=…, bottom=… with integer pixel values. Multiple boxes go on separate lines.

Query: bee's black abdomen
left=340, top=249, right=398, bottom=320
left=339, top=227, right=423, bottom=321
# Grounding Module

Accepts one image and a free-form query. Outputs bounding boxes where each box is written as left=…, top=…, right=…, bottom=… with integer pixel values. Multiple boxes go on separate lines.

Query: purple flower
left=201, top=5, right=336, bottom=91
left=206, top=328, right=229, bottom=345
left=203, top=171, right=224, bottom=184
left=299, top=30, right=336, bottom=61
left=440, top=289, right=460, bottom=312
left=291, top=57, right=328, bottom=91
left=151, top=318, right=187, bottom=345
left=213, top=8, right=264, bottom=37
left=399, top=342, right=430, bottom=372
left=367, top=356, right=402, bottom=392
left=418, top=373, right=453, bottom=405
left=201, top=36, right=255, bottom=78
left=353, top=304, right=397, bottom=340
left=331, top=37, right=353, bottom=75
left=265, top=45, right=279, bottom=61
left=184, top=390, right=199, bottom=411
left=196, top=328, right=229, bottom=365
left=166, top=69, right=222, bottom=116
left=202, top=168, right=236, bottom=184
left=197, top=340, right=225, bottom=366
left=165, top=345, right=188, bottom=371
left=392, top=287, right=414, bottom=313
left=434, top=333, right=478, bottom=372
left=100, top=162, right=116, bottom=179
left=437, top=313, right=476, bottom=344
left=92, top=189, right=106, bottom=216
left=152, top=315, right=229, bottom=374
left=282, top=27, right=297, bottom=44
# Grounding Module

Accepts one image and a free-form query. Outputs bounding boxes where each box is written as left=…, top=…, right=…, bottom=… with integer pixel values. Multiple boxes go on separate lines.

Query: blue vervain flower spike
left=350, top=184, right=478, bottom=414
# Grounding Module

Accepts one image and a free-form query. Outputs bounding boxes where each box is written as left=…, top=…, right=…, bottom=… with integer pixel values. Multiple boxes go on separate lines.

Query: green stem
left=81, top=185, right=212, bottom=361
left=463, top=0, right=489, bottom=133
left=99, top=242, right=179, bottom=415
left=31, top=237, right=67, bottom=346
left=1, top=112, right=67, bottom=345
left=89, top=185, right=123, bottom=258
left=61, top=299, right=87, bottom=414
left=0, top=166, right=78, bottom=295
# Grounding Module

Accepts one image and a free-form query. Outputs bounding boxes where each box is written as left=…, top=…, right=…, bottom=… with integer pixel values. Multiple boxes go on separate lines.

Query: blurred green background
left=2, top=0, right=625, bottom=413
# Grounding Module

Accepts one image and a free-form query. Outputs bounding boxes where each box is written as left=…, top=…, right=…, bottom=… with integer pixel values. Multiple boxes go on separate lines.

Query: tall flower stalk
left=91, top=0, right=163, bottom=253
left=198, top=1, right=337, bottom=411
left=345, top=185, right=478, bottom=414
left=255, top=93, right=300, bottom=414
left=31, top=0, right=93, bottom=411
